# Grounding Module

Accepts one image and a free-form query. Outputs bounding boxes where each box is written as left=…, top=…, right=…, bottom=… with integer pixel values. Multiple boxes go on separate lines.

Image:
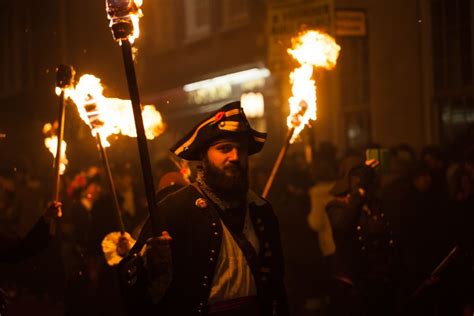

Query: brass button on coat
left=195, top=198, right=208, bottom=208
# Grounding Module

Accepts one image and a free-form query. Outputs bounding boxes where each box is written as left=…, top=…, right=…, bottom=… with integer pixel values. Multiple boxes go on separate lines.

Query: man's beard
left=201, top=157, right=249, bottom=201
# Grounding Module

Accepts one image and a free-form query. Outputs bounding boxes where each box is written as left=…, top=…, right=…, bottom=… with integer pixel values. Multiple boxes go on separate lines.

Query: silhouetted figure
left=326, top=157, right=398, bottom=316
left=119, top=101, right=288, bottom=315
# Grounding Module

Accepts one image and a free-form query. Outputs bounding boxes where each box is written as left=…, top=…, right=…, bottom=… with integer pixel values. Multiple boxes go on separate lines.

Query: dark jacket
left=119, top=184, right=288, bottom=315
left=0, top=218, right=51, bottom=264
left=326, top=192, right=396, bottom=285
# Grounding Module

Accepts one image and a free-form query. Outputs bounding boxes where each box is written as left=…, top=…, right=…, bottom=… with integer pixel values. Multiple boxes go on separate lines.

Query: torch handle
left=53, top=90, right=66, bottom=202
left=49, top=90, right=67, bottom=236
left=96, top=133, right=125, bottom=234
left=120, top=39, right=158, bottom=231
left=262, top=128, right=295, bottom=199
left=411, top=245, right=461, bottom=299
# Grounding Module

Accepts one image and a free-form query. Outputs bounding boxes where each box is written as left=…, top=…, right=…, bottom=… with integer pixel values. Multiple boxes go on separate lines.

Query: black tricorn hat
left=170, top=101, right=267, bottom=161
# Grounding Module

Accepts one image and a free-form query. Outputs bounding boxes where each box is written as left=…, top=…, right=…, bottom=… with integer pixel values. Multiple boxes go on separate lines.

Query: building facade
left=2, top=0, right=473, bottom=169
left=135, top=0, right=474, bottom=158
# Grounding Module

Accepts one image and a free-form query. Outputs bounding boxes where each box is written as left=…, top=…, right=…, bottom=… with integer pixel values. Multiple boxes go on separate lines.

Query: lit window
left=221, top=0, right=249, bottom=30
left=184, top=0, right=211, bottom=41
left=0, top=5, right=32, bottom=97
left=146, top=0, right=177, bottom=52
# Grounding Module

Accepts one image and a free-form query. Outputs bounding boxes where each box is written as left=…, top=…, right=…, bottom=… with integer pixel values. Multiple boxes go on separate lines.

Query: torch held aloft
left=53, top=91, right=66, bottom=203
left=96, top=133, right=125, bottom=234
left=53, top=65, right=75, bottom=203
left=262, top=127, right=295, bottom=199
left=106, top=0, right=158, bottom=231
left=120, top=39, right=158, bottom=230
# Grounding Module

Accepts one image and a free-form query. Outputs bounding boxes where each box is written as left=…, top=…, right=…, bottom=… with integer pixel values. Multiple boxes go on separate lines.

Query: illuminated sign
left=183, top=68, right=270, bottom=92
left=184, top=68, right=270, bottom=105
left=188, top=84, right=232, bottom=105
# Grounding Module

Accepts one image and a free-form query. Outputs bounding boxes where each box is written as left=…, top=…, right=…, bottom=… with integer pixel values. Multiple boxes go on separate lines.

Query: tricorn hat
left=170, top=101, right=267, bottom=161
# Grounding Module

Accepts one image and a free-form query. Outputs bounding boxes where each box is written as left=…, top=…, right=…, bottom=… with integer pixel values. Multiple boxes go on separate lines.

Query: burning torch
left=53, top=65, right=75, bottom=204
left=84, top=100, right=125, bottom=232
left=105, top=0, right=159, bottom=229
left=65, top=72, right=164, bottom=265
left=83, top=96, right=136, bottom=265
left=262, top=30, right=340, bottom=198
left=43, top=122, right=68, bottom=177
left=66, top=74, right=164, bottom=143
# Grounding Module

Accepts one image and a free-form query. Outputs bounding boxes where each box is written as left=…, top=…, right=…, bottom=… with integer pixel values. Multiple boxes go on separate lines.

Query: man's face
left=202, top=138, right=249, bottom=197
left=207, top=139, right=249, bottom=176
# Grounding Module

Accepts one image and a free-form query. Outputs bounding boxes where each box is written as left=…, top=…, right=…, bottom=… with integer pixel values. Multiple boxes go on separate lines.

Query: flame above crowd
left=106, top=0, right=143, bottom=45
left=286, top=30, right=341, bottom=143
left=128, top=0, right=143, bottom=44
left=62, top=74, right=165, bottom=147
left=43, top=122, right=68, bottom=174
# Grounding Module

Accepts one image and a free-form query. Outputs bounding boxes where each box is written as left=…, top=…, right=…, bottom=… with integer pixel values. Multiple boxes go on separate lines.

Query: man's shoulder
left=248, top=190, right=276, bottom=219
left=248, top=190, right=269, bottom=207
left=157, top=184, right=201, bottom=208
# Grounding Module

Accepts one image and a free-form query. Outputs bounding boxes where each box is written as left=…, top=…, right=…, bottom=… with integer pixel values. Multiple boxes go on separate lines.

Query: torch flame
left=65, top=74, right=165, bottom=147
left=43, top=123, right=68, bottom=175
left=286, top=30, right=341, bottom=143
left=128, top=0, right=143, bottom=44
left=106, top=0, right=143, bottom=45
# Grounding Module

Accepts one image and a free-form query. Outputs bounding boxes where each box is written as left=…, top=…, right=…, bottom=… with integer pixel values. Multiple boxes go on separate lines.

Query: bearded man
left=119, top=101, right=288, bottom=316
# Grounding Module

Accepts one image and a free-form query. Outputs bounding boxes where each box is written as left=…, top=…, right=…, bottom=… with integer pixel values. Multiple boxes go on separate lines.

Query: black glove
left=143, top=231, right=173, bottom=279
left=141, top=231, right=173, bottom=303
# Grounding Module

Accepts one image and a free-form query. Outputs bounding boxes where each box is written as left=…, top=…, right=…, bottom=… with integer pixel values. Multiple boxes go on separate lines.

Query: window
left=337, top=19, right=370, bottom=150
left=0, top=4, right=32, bottom=97
left=438, top=97, right=474, bottom=145
left=184, top=0, right=211, bottom=42
left=431, top=0, right=472, bottom=91
left=431, top=0, right=473, bottom=145
left=146, top=0, right=177, bottom=52
left=344, top=111, right=371, bottom=150
left=338, top=36, right=370, bottom=107
left=221, top=0, right=249, bottom=30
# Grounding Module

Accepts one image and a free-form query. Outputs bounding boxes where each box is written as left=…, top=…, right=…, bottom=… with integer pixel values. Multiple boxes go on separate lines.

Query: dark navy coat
left=119, top=184, right=288, bottom=315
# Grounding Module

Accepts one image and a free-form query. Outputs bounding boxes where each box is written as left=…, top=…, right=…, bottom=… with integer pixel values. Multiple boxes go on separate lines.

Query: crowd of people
left=0, top=101, right=473, bottom=315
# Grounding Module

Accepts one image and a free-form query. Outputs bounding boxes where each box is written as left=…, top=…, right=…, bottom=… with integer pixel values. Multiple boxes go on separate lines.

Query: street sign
left=335, top=10, right=366, bottom=37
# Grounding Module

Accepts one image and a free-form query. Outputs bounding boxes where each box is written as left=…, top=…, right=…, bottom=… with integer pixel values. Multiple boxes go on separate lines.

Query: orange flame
left=128, top=0, right=143, bottom=44
left=106, top=0, right=143, bottom=45
left=64, top=74, right=165, bottom=147
left=286, top=30, right=341, bottom=143
left=43, top=123, right=68, bottom=174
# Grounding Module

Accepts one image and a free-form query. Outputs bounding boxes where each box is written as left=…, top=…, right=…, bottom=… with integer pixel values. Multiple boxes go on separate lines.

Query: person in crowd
left=0, top=199, right=62, bottom=313
left=269, top=150, right=321, bottom=315
left=325, top=156, right=398, bottom=316
left=420, top=145, right=447, bottom=197
left=119, top=101, right=288, bottom=315
left=0, top=201, right=62, bottom=263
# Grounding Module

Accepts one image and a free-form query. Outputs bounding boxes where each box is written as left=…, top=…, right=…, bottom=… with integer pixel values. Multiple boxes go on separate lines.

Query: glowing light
left=102, top=231, right=136, bottom=266
left=287, top=31, right=340, bottom=69
left=128, top=0, right=143, bottom=44
left=286, top=30, right=340, bottom=143
left=65, top=74, right=165, bottom=147
left=183, top=68, right=270, bottom=92
left=241, top=92, right=265, bottom=118
left=106, top=0, right=143, bottom=44
left=43, top=123, right=68, bottom=175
